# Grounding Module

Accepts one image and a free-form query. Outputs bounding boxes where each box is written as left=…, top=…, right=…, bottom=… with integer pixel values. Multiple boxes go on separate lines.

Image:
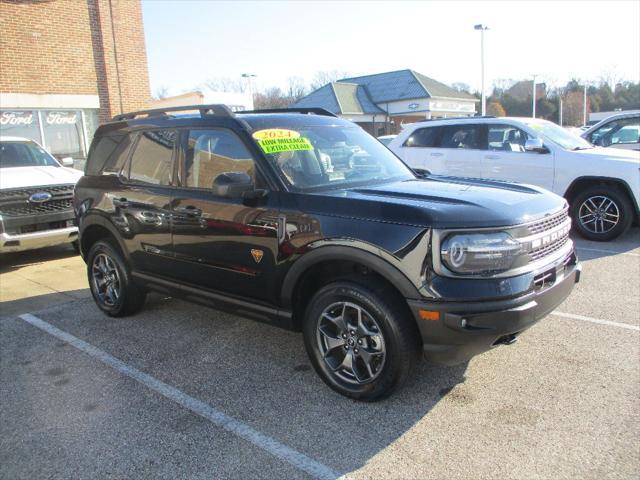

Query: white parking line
left=18, top=313, right=340, bottom=480
left=552, top=311, right=640, bottom=331
left=576, top=246, right=640, bottom=257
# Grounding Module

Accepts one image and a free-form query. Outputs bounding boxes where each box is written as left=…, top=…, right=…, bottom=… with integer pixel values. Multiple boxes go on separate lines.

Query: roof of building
left=293, top=69, right=476, bottom=115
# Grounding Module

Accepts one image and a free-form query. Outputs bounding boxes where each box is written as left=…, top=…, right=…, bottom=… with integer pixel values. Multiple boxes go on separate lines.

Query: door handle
left=430, top=152, right=444, bottom=157
left=485, top=155, right=500, bottom=160
left=113, top=197, right=129, bottom=208
left=175, top=206, right=202, bottom=217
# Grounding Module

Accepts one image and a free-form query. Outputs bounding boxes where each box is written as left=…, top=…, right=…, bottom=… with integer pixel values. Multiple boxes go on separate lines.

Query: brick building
left=0, top=0, right=151, bottom=164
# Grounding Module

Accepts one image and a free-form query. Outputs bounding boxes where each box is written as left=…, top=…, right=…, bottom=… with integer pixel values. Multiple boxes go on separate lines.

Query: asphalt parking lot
left=1, top=230, right=639, bottom=480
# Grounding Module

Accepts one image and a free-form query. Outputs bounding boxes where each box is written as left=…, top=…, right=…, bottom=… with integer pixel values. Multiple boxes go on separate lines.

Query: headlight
left=440, top=232, right=523, bottom=275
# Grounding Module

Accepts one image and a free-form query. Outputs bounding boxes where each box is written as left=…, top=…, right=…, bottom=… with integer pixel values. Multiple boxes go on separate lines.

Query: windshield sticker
left=252, top=129, right=313, bottom=154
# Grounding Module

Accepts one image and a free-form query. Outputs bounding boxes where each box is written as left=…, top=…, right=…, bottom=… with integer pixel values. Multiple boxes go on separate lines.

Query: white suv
left=389, top=117, right=640, bottom=241
left=0, top=136, right=83, bottom=253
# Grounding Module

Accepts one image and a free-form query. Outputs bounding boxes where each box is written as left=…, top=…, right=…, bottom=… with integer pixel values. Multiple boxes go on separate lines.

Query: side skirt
left=131, top=271, right=296, bottom=331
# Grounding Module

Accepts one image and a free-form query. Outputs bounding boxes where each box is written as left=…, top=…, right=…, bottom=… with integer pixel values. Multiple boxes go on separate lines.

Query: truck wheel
left=303, top=281, right=420, bottom=401
left=571, top=185, right=633, bottom=241
left=87, top=240, right=146, bottom=316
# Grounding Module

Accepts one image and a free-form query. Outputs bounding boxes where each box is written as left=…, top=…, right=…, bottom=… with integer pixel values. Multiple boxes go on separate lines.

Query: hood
left=0, top=166, right=83, bottom=190
left=573, top=147, right=640, bottom=162
left=299, top=176, right=567, bottom=229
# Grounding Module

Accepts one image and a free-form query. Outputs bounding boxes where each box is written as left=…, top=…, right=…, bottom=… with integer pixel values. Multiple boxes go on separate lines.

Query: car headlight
left=440, top=232, right=524, bottom=275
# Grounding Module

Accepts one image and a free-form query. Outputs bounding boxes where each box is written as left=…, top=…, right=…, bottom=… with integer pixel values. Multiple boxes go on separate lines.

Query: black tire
left=303, top=280, right=420, bottom=401
left=571, top=185, right=633, bottom=241
left=87, top=239, right=146, bottom=316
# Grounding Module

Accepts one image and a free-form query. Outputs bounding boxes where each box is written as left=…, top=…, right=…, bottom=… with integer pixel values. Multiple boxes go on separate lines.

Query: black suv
left=75, top=105, right=581, bottom=401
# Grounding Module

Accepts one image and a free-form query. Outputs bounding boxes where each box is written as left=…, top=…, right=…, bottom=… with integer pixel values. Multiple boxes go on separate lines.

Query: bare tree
left=450, top=82, right=471, bottom=94
left=202, top=77, right=246, bottom=93
left=287, top=77, right=307, bottom=102
left=152, top=86, right=170, bottom=100
left=254, top=87, right=290, bottom=109
left=310, top=70, right=349, bottom=90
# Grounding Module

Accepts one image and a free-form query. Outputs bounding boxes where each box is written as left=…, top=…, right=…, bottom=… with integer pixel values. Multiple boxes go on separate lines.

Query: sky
left=141, top=0, right=640, bottom=97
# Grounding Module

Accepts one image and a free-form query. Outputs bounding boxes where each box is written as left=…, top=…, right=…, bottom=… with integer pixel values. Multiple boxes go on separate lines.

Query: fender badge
left=251, top=249, right=264, bottom=263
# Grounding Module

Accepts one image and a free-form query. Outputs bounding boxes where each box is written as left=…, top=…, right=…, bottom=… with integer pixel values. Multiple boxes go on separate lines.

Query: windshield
left=253, top=126, right=413, bottom=191
left=522, top=119, right=593, bottom=150
left=0, top=141, right=60, bottom=168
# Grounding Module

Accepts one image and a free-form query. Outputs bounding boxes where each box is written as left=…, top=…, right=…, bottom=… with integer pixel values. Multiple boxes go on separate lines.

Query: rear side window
left=184, top=129, right=254, bottom=189
left=127, top=130, right=176, bottom=185
left=86, top=134, right=131, bottom=175
left=403, top=127, right=438, bottom=147
left=440, top=125, right=483, bottom=149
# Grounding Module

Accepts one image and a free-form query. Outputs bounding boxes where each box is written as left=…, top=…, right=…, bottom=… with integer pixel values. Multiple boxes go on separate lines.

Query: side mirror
left=212, top=172, right=253, bottom=198
left=61, top=157, right=74, bottom=167
left=242, top=188, right=268, bottom=207
left=524, top=138, right=548, bottom=153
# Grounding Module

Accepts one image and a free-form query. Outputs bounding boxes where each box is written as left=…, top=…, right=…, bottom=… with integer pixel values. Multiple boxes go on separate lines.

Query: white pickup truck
left=389, top=117, right=640, bottom=241
left=0, top=136, right=82, bottom=253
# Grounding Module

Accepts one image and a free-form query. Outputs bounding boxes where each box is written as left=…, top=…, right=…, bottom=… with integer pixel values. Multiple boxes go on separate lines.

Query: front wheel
left=571, top=186, right=633, bottom=241
left=303, top=281, right=420, bottom=401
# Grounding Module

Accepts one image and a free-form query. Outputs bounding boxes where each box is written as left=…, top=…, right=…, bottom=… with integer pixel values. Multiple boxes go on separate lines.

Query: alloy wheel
left=578, top=195, right=620, bottom=234
left=316, top=301, right=386, bottom=384
left=91, top=253, right=121, bottom=307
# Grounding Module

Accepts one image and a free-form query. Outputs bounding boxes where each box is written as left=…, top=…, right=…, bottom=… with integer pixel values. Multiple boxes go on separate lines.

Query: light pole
left=242, top=73, right=257, bottom=108
left=582, top=84, right=588, bottom=126
left=532, top=74, right=537, bottom=118
left=474, top=24, right=489, bottom=116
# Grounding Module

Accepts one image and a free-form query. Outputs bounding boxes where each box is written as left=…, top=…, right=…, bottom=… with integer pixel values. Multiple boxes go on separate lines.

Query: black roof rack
left=422, top=115, right=496, bottom=122
left=112, top=104, right=235, bottom=122
left=239, top=107, right=337, bottom=118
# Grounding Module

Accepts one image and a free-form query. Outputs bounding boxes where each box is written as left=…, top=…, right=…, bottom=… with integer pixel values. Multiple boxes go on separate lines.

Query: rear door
left=170, top=127, right=281, bottom=303
left=116, top=129, right=176, bottom=275
left=435, top=123, right=485, bottom=178
left=482, top=123, right=555, bottom=191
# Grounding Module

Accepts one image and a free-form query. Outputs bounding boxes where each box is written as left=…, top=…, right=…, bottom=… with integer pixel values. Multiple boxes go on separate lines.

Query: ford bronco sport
left=74, top=105, right=581, bottom=401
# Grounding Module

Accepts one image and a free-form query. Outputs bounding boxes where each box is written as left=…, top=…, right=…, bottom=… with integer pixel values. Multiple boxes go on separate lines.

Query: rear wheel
left=303, top=281, right=420, bottom=401
left=87, top=240, right=146, bottom=316
left=571, top=185, right=633, bottom=241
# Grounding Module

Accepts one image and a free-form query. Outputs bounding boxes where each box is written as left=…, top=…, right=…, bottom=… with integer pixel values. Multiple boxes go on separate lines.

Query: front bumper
left=408, top=257, right=581, bottom=365
left=0, top=227, right=78, bottom=253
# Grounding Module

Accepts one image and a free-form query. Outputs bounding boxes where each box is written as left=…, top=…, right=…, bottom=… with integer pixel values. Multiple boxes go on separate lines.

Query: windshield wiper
left=572, top=146, right=593, bottom=151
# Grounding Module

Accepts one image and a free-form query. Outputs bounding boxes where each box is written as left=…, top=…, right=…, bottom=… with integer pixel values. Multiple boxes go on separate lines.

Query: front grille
left=529, top=231, right=570, bottom=261
left=0, top=184, right=74, bottom=218
left=0, top=199, right=73, bottom=217
left=527, top=208, right=568, bottom=235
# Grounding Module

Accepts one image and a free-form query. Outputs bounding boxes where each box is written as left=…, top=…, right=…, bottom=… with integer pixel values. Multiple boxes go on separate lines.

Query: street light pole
left=241, top=73, right=257, bottom=108
left=474, top=24, right=489, bottom=116
left=532, top=74, right=537, bottom=118
left=583, top=84, right=588, bottom=126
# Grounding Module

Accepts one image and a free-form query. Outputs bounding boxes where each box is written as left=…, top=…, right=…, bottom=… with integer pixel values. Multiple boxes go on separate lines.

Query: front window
left=488, top=124, right=529, bottom=152
left=0, top=141, right=61, bottom=168
left=522, top=119, right=593, bottom=150
left=590, top=117, right=639, bottom=147
left=253, top=126, right=413, bottom=191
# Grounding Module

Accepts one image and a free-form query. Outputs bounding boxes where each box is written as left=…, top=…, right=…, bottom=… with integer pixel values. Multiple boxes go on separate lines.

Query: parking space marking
left=18, top=313, right=340, bottom=480
left=576, top=246, right=640, bottom=257
left=553, top=311, right=640, bottom=331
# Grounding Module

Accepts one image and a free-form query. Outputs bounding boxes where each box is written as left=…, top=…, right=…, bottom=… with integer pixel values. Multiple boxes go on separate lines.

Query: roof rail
left=422, top=115, right=496, bottom=122
left=112, top=104, right=235, bottom=121
left=240, top=107, right=337, bottom=118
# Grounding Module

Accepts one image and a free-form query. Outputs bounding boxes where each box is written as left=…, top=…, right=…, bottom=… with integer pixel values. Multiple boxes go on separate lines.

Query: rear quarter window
left=86, top=134, right=132, bottom=176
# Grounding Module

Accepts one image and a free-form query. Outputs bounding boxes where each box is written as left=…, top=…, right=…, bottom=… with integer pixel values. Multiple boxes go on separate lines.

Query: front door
left=482, top=124, right=555, bottom=191
left=170, top=128, right=281, bottom=303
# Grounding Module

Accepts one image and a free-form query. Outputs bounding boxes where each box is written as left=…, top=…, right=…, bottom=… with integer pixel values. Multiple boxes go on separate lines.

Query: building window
left=41, top=110, right=86, bottom=160
left=0, top=110, right=42, bottom=144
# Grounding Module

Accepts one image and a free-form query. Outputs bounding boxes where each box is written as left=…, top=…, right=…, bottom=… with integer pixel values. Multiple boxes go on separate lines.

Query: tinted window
left=487, top=124, right=529, bottom=152
left=591, top=117, right=639, bottom=146
left=128, top=130, right=175, bottom=185
left=184, top=129, right=254, bottom=189
left=86, top=134, right=128, bottom=175
left=403, top=127, right=438, bottom=147
left=440, top=125, right=483, bottom=149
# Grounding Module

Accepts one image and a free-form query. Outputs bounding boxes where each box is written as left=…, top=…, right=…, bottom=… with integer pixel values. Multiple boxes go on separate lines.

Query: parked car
left=377, top=134, right=397, bottom=146
left=0, top=136, right=82, bottom=253
left=582, top=111, right=640, bottom=151
left=389, top=117, right=640, bottom=241
left=75, top=105, right=580, bottom=401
